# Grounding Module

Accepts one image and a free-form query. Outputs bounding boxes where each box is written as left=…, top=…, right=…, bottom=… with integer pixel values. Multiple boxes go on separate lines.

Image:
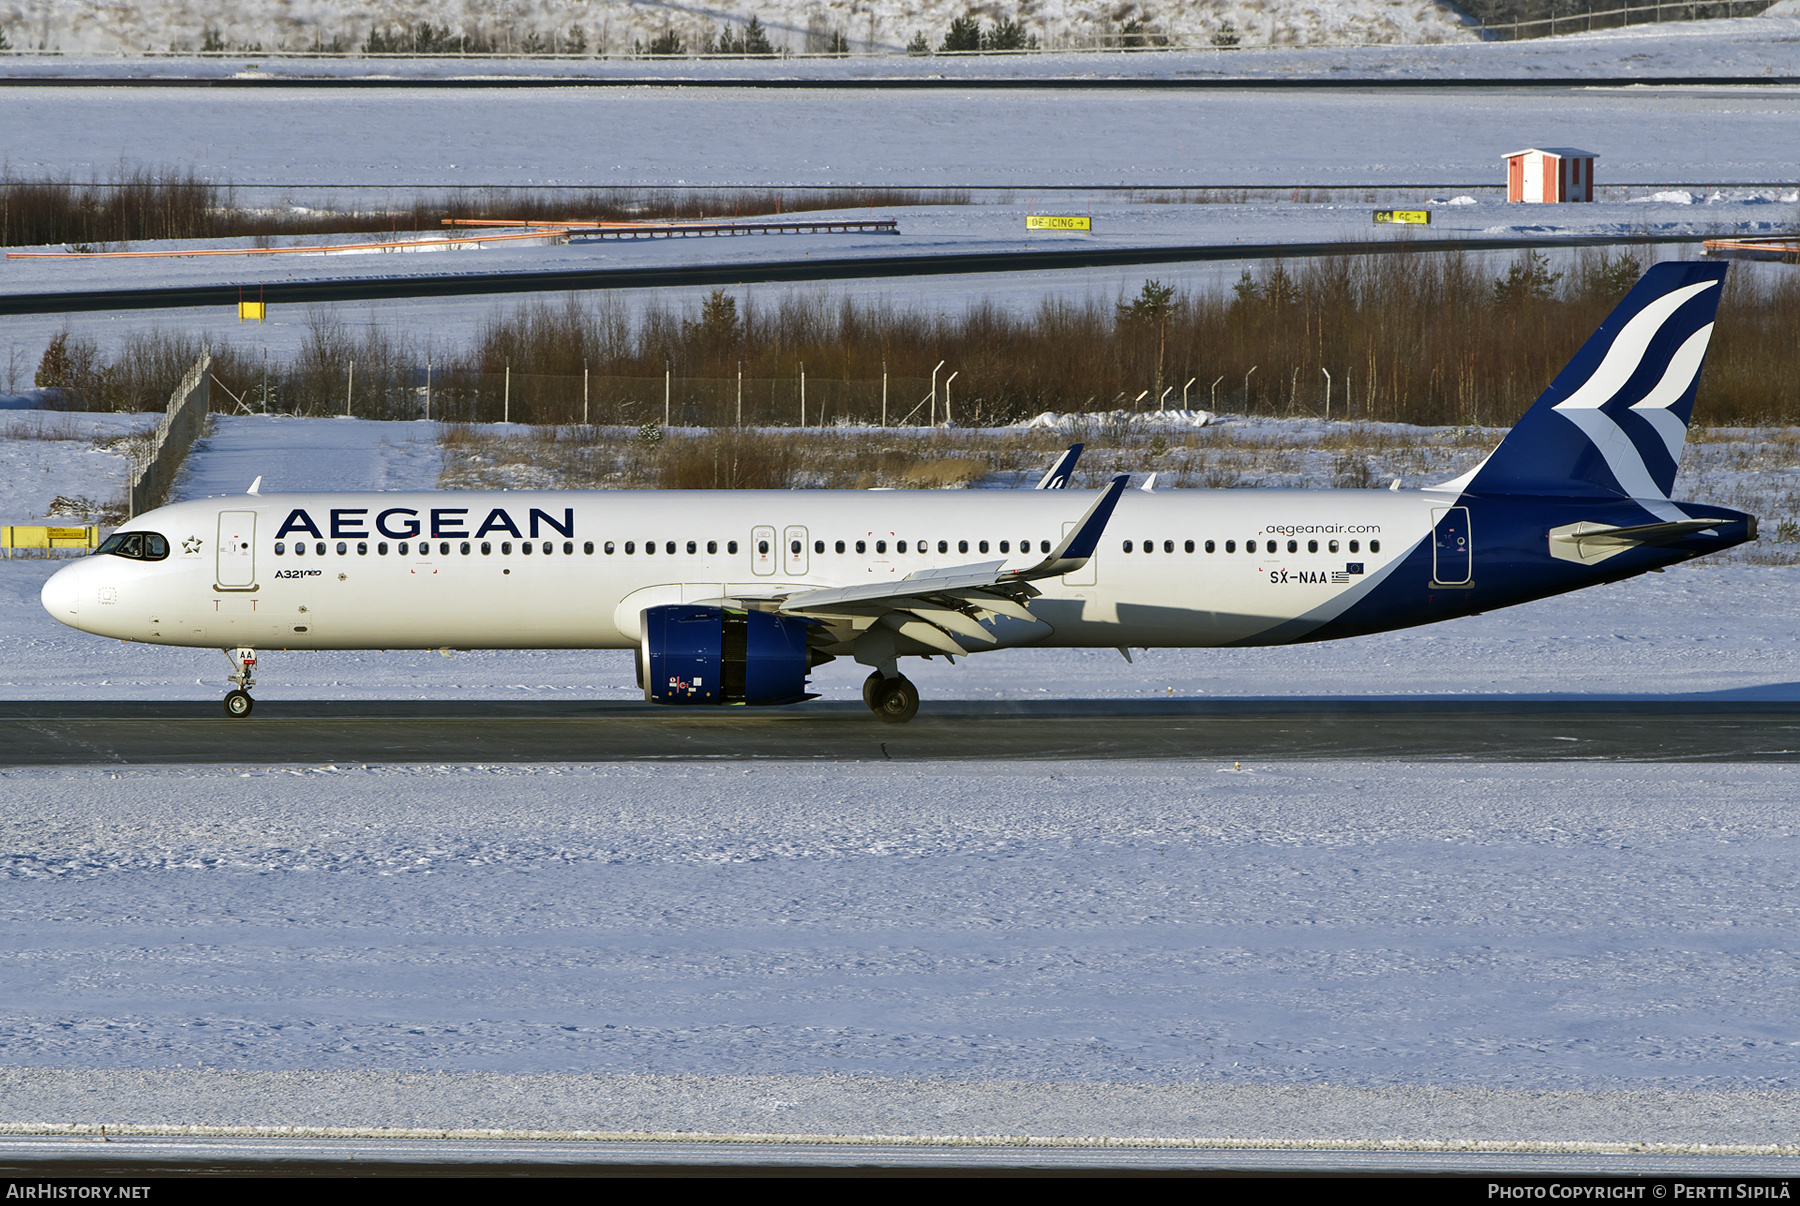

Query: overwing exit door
left=750, top=525, right=776, bottom=575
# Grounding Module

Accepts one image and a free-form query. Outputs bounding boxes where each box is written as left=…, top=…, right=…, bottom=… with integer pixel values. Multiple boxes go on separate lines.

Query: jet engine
left=639, top=604, right=821, bottom=706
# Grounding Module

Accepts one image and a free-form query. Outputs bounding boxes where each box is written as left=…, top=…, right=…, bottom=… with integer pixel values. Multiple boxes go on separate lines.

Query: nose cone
left=41, top=561, right=83, bottom=626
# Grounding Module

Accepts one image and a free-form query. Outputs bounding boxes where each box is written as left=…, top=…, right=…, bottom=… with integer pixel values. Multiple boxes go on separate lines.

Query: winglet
left=247, top=476, right=262, bottom=495
left=1034, top=443, right=1083, bottom=489
left=1013, top=474, right=1130, bottom=581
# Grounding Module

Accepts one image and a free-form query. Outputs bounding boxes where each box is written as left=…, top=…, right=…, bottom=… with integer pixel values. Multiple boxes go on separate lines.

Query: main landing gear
left=223, top=647, right=257, bottom=718
left=862, top=671, right=920, bottom=724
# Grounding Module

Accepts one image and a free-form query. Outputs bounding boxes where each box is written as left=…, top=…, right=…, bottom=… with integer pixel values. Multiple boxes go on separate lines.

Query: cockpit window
left=95, top=532, right=169, bottom=561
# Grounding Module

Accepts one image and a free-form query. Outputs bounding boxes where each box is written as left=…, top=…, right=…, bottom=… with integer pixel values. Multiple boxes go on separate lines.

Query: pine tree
left=940, top=13, right=982, bottom=51
left=648, top=29, right=685, bottom=55
left=35, top=332, right=70, bottom=390
left=742, top=17, right=774, bottom=55
left=907, top=30, right=930, bottom=54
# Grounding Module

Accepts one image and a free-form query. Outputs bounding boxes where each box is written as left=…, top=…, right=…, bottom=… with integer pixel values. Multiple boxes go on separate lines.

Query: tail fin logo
left=1550, top=279, right=1718, bottom=519
left=1448, top=261, right=1727, bottom=511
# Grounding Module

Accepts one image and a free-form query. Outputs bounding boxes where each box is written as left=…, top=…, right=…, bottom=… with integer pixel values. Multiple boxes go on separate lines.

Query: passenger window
left=358, top=542, right=368, bottom=555
left=1225, top=540, right=1236, bottom=553
left=623, top=542, right=632, bottom=554
left=1328, top=540, right=1338, bottom=553
left=440, top=542, right=450, bottom=556
left=584, top=542, right=594, bottom=554
left=1164, top=540, right=1174, bottom=553
left=481, top=542, right=492, bottom=555
left=378, top=542, right=388, bottom=556
left=316, top=542, right=327, bottom=555
left=334, top=542, right=345, bottom=555
left=522, top=542, right=533, bottom=556
left=1122, top=540, right=1133, bottom=552
left=999, top=540, right=1009, bottom=553
left=503, top=542, right=514, bottom=554
left=958, top=540, right=968, bottom=554
left=855, top=540, right=866, bottom=554
left=565, top=542, right=573, bottom=555
left=1349, top=540, right=1359, bottom=553
left=706, top=541, right=716, bottom=554
left=1370, top=540, right=1381, bottom=553
left=792, top=540, right=803, bottom=555
left=1144, top=539, right=1153, bottom=554
left=1184, top=540, right=1194, bottom=553
left=814, top=540, right=824, bottom=554
left=688, top=541, right=698, bottom=555
left=978, top=541, right=988, bottom=554
left=728, top=541, right=738, bottom=554
left=939, top=541, right=949, bottom=554
left=1308, top=540, right=1318, bottom=553
left=605, top=542, right=615, bottom=554
left=1040, top=540, right=1050, bottom=554
left=757, top=540, right=768, bottom=554
left=835, top=540, right=846, bottom=554
left=1287, top=540, right=1298, bottom=553
left=460, top=542, right=471, bottom=555
left=394, top=542, right=404, bottom=556
left=876, top=540, right=886, bottom=553
left=898, top=540, right=908, bottom=553
left=275, top=541, right=286, bottom=555
left=1205, top=540, right=1215, bottom=553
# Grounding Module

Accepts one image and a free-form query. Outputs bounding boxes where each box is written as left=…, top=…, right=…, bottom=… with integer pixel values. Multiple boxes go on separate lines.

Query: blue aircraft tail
left=1450, top=259, right=1728, bottom=512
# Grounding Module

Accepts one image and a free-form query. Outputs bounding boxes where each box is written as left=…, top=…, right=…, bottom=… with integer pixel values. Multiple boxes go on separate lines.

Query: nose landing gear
left=862, top=670, right=920, bottom=724
left=223, top=647, right=257, bottom=718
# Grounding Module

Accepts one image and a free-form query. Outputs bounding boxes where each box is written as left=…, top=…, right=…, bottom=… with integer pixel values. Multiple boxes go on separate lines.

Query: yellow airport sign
left=238, top=301, right=266, bottom=322
left=1027, top=215, right=1092, bottom=232
left=1373, top=210, right=1431, bottom=226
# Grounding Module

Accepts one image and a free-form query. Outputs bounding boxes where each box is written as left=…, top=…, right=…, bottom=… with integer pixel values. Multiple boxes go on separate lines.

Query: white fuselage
left=42, top=488, right=1441, bottom=652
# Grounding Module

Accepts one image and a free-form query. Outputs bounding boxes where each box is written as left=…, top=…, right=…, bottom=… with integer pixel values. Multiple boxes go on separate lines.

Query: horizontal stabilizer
left=1548, top=517, right=1729, bottom=564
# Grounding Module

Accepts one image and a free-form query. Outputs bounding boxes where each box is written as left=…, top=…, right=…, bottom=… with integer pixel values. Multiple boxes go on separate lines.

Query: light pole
left=1210, top=375, right=1224, bottom=409
left=943, top=371, right=958, bottom=427
left=930, top=360, right=945, bottom=427
left=1321, top=367, right=1332, bottom=420
left=1244, top=365, right=1258, bottom=409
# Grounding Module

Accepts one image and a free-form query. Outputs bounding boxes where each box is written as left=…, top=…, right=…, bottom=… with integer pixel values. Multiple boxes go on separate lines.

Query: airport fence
left=127, top=354, right=209, bottom=517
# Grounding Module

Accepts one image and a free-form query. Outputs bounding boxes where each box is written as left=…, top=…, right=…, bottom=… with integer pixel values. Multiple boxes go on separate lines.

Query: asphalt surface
left=2, top=75, right=1796, bottom=89
left=0, top=234, right=1720, bottom=316
left=2, top=1136, right=1797, bottom=1178
left=3, top=699, right=1797, bottom=764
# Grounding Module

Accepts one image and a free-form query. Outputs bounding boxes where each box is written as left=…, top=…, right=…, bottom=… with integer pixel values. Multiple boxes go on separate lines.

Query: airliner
left=41, top=261, right=1755, bottom=722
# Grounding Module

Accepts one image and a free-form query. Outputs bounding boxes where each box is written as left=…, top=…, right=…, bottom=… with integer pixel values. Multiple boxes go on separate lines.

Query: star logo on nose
left=182, top=536, right=203, bottom=554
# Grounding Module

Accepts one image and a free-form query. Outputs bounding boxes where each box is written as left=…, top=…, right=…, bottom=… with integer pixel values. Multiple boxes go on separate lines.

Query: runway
left=2, top=74, right=1796, bottom=89
left=3, top=699, right=1797, bottom=765
left=0, top=234, right=1719, bottom=317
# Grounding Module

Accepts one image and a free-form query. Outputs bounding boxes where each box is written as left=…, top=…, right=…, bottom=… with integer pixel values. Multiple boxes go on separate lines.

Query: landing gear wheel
left=223, top=689, right=254, bottom=718
left=862, top=671, right=886, bottom=711
left=871, top=676, right=920, bottom=725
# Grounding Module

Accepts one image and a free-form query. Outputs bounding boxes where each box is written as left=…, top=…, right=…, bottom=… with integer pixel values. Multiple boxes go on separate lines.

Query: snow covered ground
left=8, top=78, right=1799, bottom=193
left=4, top=758, right=1800, bottom=1123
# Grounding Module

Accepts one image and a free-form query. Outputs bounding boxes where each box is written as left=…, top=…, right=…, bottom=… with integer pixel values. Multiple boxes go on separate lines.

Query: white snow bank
left=1024, top=408, right=1215, bottom=430
left=1638, top=190, right=1697, bottom=204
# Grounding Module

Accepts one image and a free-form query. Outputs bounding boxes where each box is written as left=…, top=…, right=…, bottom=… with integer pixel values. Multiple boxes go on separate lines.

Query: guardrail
left=2, top=525, right=99, bottom=558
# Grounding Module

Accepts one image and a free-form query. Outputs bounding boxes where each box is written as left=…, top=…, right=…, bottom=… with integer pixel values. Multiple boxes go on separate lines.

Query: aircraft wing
left=771, top=475, right=1130, bottom=654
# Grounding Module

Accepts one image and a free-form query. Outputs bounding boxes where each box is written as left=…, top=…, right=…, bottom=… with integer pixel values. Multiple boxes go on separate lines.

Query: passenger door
left=216, top=511, right=257, bottom=590
left=1432, top=507, right=1471, bottom=585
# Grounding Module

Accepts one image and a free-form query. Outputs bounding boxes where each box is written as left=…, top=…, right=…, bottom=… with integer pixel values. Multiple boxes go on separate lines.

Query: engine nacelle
left=640, top=604, right=818, bottom=706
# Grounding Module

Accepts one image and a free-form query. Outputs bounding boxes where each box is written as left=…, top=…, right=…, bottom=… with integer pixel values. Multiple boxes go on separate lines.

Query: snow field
left=3, top=759, right=1800, bottom=1103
